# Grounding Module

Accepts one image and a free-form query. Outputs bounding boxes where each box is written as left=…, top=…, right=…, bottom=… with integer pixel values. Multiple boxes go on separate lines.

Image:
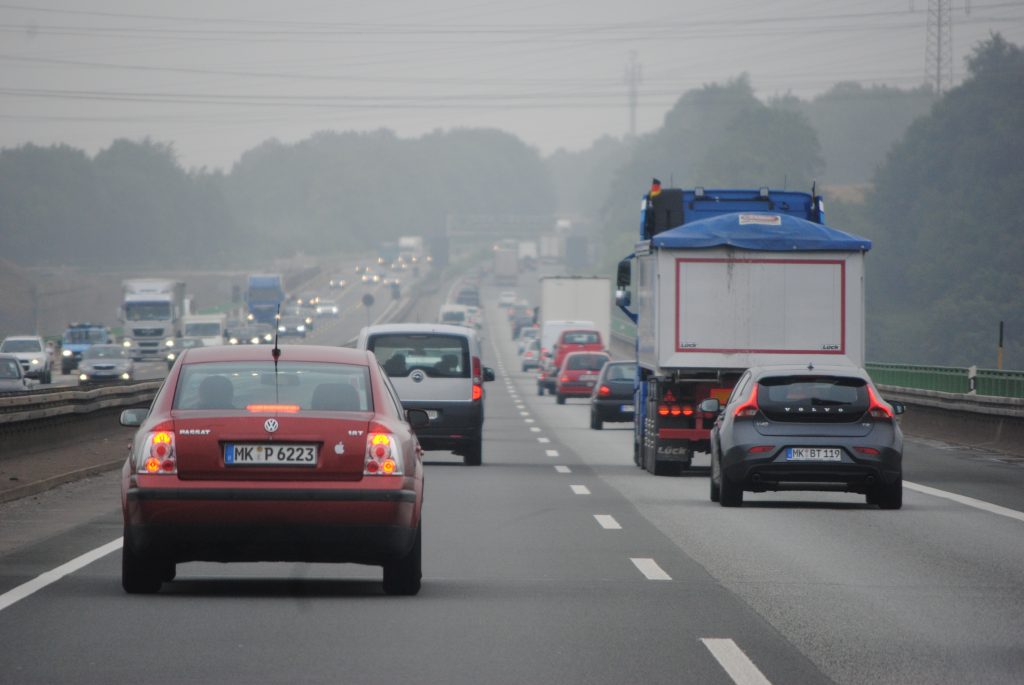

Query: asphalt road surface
left=1, top=270, right=1022, bottom=684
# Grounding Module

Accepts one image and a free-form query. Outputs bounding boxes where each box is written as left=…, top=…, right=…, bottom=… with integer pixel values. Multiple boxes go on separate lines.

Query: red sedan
left=555, top=351, right=611, bottom=405
left=119, top=344, right=427, bottom=595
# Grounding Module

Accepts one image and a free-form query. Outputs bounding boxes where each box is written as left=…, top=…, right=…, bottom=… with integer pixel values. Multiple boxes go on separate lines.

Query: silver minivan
left=357, top=323, right=495, bottom=465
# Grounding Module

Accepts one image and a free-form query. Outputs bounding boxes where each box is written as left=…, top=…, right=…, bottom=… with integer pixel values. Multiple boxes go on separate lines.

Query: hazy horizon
left=2, top=0, right=1022, bottom=170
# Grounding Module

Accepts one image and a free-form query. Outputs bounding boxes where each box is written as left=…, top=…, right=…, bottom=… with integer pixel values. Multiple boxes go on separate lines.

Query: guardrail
left=866, top=363, right=1024, bottom=399
left=0, top=381, right=163, bottom=426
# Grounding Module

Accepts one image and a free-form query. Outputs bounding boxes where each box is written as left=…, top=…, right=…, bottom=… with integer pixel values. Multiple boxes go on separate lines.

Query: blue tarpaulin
left=650, top=212, right=872, bottom=252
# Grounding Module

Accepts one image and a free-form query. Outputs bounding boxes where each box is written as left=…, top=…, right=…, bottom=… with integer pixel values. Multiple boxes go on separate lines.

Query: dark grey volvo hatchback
left=704, top=365, right=905, bottom=509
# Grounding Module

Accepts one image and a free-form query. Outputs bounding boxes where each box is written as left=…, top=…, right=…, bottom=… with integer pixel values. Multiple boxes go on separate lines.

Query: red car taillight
left=734, top=385, right=760, bottom=418
left=472, top=384, right=483, bottom=401
left=598, top=385, right=611, bottom=396
left=560, top=374, right=570, bottom=383
left=134, top=426, right=177, bottom=474
left=866, top=386, right=893, bottom=419
left=364, top=425, right=404, bottom=476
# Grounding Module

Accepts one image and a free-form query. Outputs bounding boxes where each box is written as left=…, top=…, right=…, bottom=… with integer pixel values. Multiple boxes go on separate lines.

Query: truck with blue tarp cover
left=60, top=323, right=112, bottom=374
left=616, top=184, right=872, bottom=476
left=245, top=274, right=286, bottom=325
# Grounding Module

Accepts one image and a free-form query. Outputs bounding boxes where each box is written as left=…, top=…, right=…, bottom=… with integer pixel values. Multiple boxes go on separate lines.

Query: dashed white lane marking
left=538, top=437, right=550, bottom=443
left=594, top=514, right=621, bottom=530
left=519, top=411, right=530, bottom=416
left=904, top=481, right=1024, bottom=523
left=571, top=485, right=591, bottom=495
left=700, top=638, right=773, bottom=685
left=554, top=465, right=571, bottom=474
left=525, top=418, right=535, bottom=424
left=545, top=449, right=559, bottom=457
left=0, top=538, right=123, bottom=612
left=630, top=557, right=671, bottom=581
left=530, top=427, right=541, bottom=432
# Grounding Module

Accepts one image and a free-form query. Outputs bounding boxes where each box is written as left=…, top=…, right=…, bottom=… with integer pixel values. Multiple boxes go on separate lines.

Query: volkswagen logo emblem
left=411, top=369, right=425, bottom=383
left=264, top=418, right=279, bottom=433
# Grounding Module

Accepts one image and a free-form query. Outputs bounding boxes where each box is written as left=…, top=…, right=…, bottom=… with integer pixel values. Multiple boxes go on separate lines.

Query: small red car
left=555, top=351, right=611, bottom=405
left=119, top=344, right=427, bottom=595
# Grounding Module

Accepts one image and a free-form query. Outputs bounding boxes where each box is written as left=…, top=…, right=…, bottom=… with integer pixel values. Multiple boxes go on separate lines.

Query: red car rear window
left=173, top=361, right=372, bottom=412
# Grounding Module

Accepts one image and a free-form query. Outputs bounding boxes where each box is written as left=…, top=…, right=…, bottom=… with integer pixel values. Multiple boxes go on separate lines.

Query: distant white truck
left=121, top=279, right=186, bottom=360
left=539, top=276, right=612, bottom=349
left=181, top=313, right=227, bottom=347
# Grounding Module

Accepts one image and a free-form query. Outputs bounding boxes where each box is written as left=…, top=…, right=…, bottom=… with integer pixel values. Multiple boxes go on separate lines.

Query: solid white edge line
left=570, top=484, right=590, bottom=495
left=554, top=465, right=571, bottom=474
left=700, top=638, right=773, bottom=685
left=594, top=514, right=621, bottom=530
left=630, top=557, right=671, bottom=580
left=0, top=537, right=123, bottom=613
left=904, top=480, right=1024, bottom=523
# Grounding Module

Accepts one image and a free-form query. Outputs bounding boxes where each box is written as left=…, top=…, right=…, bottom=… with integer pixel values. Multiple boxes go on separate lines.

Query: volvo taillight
left=734, top=385, right=760, bottom=418
left=866, top=386, right=893, bottom=419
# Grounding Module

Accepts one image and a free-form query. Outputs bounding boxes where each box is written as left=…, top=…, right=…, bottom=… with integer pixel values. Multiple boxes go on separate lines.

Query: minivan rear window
left=368, top=334, right=470, bottom=379
left=562, top=331, right=600, bottom=345
left=757, top=375, right=868, bottom=422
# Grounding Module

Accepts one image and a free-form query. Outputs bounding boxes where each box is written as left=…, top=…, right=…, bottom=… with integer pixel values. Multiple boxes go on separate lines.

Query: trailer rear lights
left=669, top=405, right=682, bottom=416
left=854, top=446, right=881, bottom=455
left=681, top=405, right=694, bottom=416
left=658, top=405, right=670, bottom=416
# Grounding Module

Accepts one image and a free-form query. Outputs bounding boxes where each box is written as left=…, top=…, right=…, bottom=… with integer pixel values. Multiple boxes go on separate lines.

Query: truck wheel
left=653, top=460, right=684, bottom=477
left=556, top=394, right=566, bottom=405
left=382, top=524, right=422, bottom=596
left=590, top=411, right=602, bottom=430
left=719, top=472, right=743, bottom=507
left=710, top=473, right=721, bottom=502
left=462, top=434, right=482, bottom=466
left=43, top=370, right=52, bottom=384
left=537, top=384, right=544, bottom=396
left=62, top=362, right=72, bottom=375
left=875, top=477, right=903, bottom=510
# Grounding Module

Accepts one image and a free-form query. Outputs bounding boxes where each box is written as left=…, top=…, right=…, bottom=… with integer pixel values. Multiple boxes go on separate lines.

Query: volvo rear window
left=367, top=334, right=470, bottom=379
left=757, top=375, right=869, bottom=422
left=173, top=361, right=371, bottom=412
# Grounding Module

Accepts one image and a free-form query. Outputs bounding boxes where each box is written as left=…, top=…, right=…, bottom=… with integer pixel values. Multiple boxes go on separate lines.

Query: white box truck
left=617, top=186, right=871, bottom=475
left=121, top=279, right=187, bottom=359
left=539, top=276, right=611, bottom=346
left=181, top=313, right=227, bottom=347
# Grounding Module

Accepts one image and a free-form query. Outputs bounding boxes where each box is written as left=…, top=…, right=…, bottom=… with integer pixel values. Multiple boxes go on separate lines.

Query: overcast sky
left=2, top=0, right=1022, bottom=170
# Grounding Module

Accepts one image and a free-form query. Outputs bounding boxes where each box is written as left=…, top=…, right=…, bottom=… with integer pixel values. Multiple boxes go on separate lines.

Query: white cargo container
left=539, top=276, right=612, bottom=346
left=635, top=246, right=865, bottom=371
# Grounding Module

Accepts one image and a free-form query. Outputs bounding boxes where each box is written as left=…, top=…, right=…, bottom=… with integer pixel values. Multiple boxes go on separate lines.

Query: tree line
left=1, top=36, right=1019, bottom=367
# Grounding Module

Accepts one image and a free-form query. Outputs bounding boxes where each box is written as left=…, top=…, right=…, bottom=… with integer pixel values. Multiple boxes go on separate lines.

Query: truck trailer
left=617, top=185, right=872, bottom=476
left=245, top=274, right=286, bottom=325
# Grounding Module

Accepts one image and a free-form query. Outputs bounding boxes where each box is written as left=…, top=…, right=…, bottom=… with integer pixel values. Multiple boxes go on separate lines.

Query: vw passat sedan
left=705, top=365, right=905, bottom=509
left=119, top=344, right=428, bottom=595
left=589, top=361, right=636, bottom=429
